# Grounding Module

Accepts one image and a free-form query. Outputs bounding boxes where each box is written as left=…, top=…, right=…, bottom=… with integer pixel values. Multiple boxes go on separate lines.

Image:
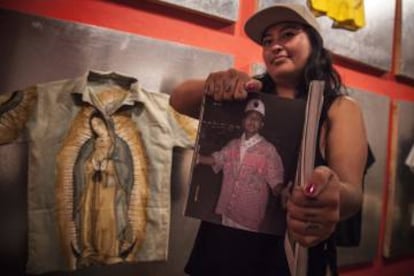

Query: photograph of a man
left=196, top=98, right=284, bottom=232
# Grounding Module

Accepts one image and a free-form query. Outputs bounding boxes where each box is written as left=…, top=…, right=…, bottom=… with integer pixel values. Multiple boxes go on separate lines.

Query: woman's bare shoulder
left=328, top=95, right=363, bottom=120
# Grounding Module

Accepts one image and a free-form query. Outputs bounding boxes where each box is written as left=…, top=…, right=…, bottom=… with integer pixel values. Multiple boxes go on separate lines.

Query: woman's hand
left=170, top=68, right=262, bottom=117
left=204, top=68, right=262, bottom=101
left=286, top=166, right=341, bottom=247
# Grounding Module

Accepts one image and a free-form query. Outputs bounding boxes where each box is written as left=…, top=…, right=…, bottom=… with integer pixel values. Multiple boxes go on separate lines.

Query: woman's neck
left=275, top=85, right=296, bottom=99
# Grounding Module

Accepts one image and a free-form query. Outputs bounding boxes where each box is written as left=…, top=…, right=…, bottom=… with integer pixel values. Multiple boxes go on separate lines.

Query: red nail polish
left=305, top=183, right=316, bottom=195
left=246, top=83, right=255, bottom=90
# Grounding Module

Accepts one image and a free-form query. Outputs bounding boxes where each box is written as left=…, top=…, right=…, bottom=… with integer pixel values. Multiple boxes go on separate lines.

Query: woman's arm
left=197, top=154, right=216, bottom=166
left=170, top=79, right=205, bottom=118
left=287, top=96, right=368, bottom=247
left=326, top=96, right=368, bottom=219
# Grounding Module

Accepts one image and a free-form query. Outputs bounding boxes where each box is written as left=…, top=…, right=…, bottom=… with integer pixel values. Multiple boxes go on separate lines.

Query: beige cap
left=244, top=3, right=321, bottom=45
left=245, top=99, right=265, bottom=117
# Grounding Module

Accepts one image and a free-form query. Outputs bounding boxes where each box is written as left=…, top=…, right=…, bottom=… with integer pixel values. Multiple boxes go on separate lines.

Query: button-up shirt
left=0, top=71, right=197, bottom=273
left=211, top=135, right=284, bottom=231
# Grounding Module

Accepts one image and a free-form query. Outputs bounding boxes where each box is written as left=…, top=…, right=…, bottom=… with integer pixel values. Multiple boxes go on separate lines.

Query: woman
left=170, top=3, right=369, bottom=276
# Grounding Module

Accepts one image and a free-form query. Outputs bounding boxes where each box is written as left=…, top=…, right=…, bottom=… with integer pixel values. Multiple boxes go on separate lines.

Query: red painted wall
left=1, top=0, right=413, bottom=275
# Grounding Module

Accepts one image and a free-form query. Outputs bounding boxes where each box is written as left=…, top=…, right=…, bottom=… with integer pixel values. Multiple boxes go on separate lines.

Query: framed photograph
left=185, top=92, right=306, bottom=235
left=150, top=0, right=239, bottom=22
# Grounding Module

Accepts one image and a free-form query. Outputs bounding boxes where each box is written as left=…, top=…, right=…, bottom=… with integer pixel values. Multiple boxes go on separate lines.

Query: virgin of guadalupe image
left=55, top=104, right=150, bottom=269
left=70, top=111, right=134, bottom=267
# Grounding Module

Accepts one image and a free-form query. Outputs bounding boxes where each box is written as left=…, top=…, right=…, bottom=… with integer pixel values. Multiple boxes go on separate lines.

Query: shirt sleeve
left=167, top=105, right=199, bottom=149
left=309, top=0, right=366, bottom=31
left=0, top=86, right=37, bottom=144
left=211, top=150, right=224, bottom=174
left=328, top=0, right=366, bottom=30
left=211, top=140, right=235, bottom=174
left=264, top=143, right=284, bottom=195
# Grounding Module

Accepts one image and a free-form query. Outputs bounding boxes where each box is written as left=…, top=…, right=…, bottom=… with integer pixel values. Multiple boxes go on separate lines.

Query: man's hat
left=245, top=99, right=265, bottom=117
left=244, top=3, right=321, bottom=45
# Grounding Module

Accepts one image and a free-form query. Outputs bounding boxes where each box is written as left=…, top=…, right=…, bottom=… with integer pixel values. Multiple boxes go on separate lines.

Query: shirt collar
left=71, top=70, right=144, bottom=107
left=241, top=133, right=263, bottom=148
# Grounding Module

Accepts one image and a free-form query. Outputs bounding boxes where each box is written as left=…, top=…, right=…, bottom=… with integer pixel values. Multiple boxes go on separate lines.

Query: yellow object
left=308, top=0, right=329, bottom=17
left=308, top=0, right=366, bottom=31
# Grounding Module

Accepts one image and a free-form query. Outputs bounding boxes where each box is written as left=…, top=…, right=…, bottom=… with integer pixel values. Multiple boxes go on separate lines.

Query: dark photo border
left=185, top=92, right=306, bottom=235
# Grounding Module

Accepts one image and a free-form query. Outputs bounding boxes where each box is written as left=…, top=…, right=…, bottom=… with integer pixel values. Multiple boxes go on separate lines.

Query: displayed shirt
left=308, top=0, right=366, bottom=31
left=211, top=137, right=284, bottom=231
left=0, top=71, right=197, bottom=274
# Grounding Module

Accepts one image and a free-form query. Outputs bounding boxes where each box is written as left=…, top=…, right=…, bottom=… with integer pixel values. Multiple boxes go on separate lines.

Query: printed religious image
left=185, top=93, right=306, bottom=234
left=56, top=103, right=149, bottom=269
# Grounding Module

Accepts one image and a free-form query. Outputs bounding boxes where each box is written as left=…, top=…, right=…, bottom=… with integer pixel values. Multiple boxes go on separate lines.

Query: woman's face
left=261, top=23, right=312, bottom=85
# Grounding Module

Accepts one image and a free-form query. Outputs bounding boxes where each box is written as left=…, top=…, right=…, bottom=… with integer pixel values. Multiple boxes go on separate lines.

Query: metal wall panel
left=337, top=89, right=389, bottom=266
left=0, top=9, right=233, bottom=94
left=258, top=0, right=395, bottom=71
left=398, top=0, right=414, bottom=79
left=152, top=0, right=239, bottom=21
left=0, top=8, right=233, bottom=276
left=384, top=100, right=414, bottom=258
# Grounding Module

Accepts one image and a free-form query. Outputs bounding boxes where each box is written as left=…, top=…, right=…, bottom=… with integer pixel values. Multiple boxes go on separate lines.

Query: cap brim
left=244, top=5, right=320, bottom=45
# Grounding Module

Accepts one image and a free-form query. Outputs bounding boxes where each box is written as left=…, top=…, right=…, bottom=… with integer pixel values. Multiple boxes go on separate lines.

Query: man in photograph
left=197, top=98, right=284, bottom=232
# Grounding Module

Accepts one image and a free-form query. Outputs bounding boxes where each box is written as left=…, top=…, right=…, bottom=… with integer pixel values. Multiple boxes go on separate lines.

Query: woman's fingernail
left=245, top=82, right=257, bottom=90
left=305, top=183, right=316, bottom=195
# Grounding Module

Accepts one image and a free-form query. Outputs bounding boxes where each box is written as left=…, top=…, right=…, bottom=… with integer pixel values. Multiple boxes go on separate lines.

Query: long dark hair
left=256, top=25, right=345, bottom=107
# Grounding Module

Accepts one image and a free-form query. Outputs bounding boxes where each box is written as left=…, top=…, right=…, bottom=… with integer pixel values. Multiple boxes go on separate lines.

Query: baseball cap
left=244, top=3, right=321, bottom=45
left=245, top=99, right=265, bottom=117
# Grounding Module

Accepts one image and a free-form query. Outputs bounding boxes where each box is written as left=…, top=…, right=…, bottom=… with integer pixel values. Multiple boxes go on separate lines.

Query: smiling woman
left=170, top=3, right=372, bottom=276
